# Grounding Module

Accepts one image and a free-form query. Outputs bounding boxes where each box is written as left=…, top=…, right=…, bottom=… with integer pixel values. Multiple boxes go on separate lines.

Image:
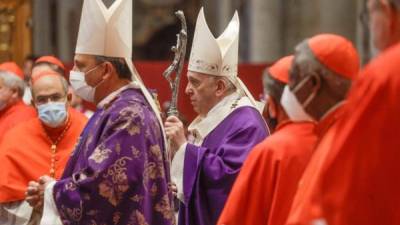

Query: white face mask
left=38, top=102, right=67, bottom=128
left=280, top=85, right=315, bottom=122
left=69, top=65, right=104, bottom=103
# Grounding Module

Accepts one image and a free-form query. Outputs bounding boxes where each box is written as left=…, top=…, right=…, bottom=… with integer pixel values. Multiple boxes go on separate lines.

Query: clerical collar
left=205, top=92, right=239, bottom=118
left=97, top=82, right=139, bottom=108
left=188, top=92, right=256, bottom=145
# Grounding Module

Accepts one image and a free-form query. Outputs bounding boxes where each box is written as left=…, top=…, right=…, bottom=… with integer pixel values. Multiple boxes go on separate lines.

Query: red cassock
left=0, top=108, right=87, bottom=203
left=0, top=100, right=36, bottom=142
left=217, top=121, right=318, bottom=225
left=286, top=43, right=400, bottom=225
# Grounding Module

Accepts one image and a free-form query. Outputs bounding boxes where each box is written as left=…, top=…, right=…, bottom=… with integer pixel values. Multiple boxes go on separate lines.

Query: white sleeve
left=40, top=181, right=63, bottom=225
left=0, top=201, right=33, bottom=225
left=171, top=142, right=187, bottom=204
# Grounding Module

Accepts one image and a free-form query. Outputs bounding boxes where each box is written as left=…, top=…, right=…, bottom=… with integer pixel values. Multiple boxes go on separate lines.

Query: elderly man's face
left=72, top=54, right=104, bottom=87
left=185, top=71, right=219, bottom=117
left=32, top=75, right=69, bottom=128
left=32, top=76, right=67, bottom=107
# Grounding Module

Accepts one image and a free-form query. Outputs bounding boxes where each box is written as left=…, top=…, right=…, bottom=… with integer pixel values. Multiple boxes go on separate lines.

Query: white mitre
left=75, top=0, right=131, bottom=58
left=188, top=7, right=261, bottom=110
left=75, top=0, right=163, bottom=125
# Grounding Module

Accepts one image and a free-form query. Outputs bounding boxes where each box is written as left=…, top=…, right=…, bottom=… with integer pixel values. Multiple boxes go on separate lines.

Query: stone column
left=56, top=0, right=82, bottom=62
left=248, top=0, right=283, bottom=63
left=216, top=0, right=233, bottom=34
left=32, top=0, right=52, bottom=56
left=319, top=0, right=358, bottom=42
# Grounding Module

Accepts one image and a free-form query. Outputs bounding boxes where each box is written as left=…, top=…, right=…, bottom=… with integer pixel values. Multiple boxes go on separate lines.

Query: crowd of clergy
left=0, top=0, right=399, bottom=224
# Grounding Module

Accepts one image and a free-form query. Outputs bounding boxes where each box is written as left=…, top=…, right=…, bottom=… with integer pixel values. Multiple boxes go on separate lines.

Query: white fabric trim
left=171, top=142, right=188, bottom=203
left=40, top=181, right=62, bottom=225
left=0, top=201, right=33, bottom=225
left=188, top=92, right=256, bottom=145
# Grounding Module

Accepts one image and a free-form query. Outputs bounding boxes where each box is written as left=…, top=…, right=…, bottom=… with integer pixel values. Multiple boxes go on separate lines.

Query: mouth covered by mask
left=280, top=85, right=315, bottom=122
left=69, top=64, right=104, bottom=103
left=38, top=102, right=67, bottom=128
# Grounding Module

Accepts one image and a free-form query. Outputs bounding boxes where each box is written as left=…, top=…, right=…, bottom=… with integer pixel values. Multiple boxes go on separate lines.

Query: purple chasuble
left=178, top=106, right=268, bottom=225
left=54, top=88, right=175, bottom=225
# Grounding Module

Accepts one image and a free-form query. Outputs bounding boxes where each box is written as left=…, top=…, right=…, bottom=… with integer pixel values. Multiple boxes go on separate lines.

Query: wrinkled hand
left=169, top=183, right=178, bottom=197
left=25, top=175, right=55, bottom=211
left=164, top=116, right=186, bottom=154
left=25, top=181, right=43, bottom=210
left=38, top=175, right=55, bottom=186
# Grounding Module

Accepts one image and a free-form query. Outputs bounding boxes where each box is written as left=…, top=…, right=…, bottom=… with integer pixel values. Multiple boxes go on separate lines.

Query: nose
left=185, top=83, right=192, bottom=95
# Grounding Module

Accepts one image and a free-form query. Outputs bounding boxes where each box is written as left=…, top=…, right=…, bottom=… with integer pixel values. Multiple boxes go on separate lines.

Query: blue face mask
left=38, top=102, right=67, bottom=128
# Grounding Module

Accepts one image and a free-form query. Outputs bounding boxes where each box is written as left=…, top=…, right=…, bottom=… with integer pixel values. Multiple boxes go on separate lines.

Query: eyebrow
left=74, top=60, right=85, bottom=69
left=188, top=76, right=201, bottom=83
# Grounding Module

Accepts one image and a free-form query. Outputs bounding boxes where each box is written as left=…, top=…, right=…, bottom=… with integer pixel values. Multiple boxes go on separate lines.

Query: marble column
left=56, top=0, right=82, bottom=62
left=248, top=0, right=283, bottom=63
left=32, top=0, right=52, bottom=56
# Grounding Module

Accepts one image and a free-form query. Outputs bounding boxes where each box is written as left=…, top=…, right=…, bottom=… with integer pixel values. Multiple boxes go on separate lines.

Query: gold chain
left=42, top=117, right=72, bottom=178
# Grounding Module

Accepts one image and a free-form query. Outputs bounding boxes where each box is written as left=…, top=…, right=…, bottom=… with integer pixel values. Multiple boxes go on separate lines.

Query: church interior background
left=0, top=0, right=371, bottom=120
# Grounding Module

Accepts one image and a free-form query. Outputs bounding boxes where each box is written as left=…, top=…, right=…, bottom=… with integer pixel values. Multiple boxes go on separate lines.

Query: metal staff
left=163, top=10, right=188, bottom=117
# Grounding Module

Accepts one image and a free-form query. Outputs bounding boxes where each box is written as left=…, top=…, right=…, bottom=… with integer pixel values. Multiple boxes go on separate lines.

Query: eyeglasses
left=35, top=94, right=67, bottom=106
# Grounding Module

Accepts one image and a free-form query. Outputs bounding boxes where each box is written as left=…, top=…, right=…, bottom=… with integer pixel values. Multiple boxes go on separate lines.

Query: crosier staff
left=163, top=10, right=187, bottom=117
left=163, top=12, right=188, bottom=207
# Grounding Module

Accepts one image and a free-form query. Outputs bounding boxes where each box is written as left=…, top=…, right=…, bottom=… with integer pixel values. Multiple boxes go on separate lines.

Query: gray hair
left=94, top=55, right=132, bottom=80
left=212, top=76, right=237, bottom=93
left=262, top=71, right=286, bottom=103
left=294, top=40, right=352, bottom=98
left=0, top=71, right=25, bottom=97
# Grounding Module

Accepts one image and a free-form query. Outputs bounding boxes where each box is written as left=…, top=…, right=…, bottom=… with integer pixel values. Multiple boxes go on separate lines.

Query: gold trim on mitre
left=188, top=7, right=239, bottom=78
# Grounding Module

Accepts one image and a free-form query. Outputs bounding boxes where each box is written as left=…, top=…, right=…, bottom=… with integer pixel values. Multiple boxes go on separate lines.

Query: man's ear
left=102, top=62, right=114, bottom=80
left=10, top=87, right=20, bottom=101
left=215, top=79, right=227, bottom=97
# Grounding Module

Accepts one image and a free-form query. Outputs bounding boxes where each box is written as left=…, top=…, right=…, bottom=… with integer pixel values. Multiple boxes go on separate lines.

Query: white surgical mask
left=69, top=64, right=104, bottom=102
left=280, top=85, right=315, bottom=122
left=38, top=102, right=67, bottom=128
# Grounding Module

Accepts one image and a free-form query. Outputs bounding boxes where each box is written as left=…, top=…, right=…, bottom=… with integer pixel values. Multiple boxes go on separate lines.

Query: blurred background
left=0, top=0, right=371, bottom=120
left=0, top=0, right=371, bottom=65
